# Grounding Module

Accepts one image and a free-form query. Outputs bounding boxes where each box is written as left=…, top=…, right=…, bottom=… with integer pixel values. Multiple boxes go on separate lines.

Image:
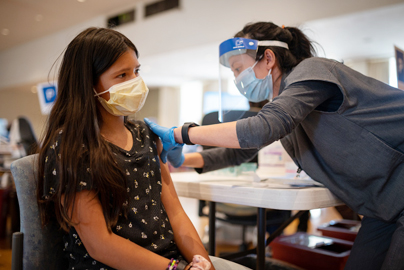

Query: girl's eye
left=134, top=68, right=141, bottom=75
left=117, top=73, right=126, bottom=78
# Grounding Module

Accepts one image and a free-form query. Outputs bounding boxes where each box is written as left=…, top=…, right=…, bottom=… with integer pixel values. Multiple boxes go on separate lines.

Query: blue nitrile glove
left=144, top=118, right=184, bottom=164
left=167, top=146, right=185, bottom=168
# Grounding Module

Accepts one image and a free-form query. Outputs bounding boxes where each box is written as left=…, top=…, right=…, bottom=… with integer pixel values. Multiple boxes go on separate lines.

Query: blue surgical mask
left=234, top=61, right=273, bottom=102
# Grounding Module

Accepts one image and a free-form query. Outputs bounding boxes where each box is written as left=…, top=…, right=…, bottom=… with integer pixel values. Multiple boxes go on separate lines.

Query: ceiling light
left=77, top=0, right=86, bottom=2
left=35, top=14, right=43, bottom=22
left=2, top=29, right=9, bottom=36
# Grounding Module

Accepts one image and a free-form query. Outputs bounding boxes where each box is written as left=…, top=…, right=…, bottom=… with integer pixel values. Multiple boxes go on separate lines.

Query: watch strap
left=181, top=122, right=199, bottom=145
left=176, top=260, right=189, bottom=270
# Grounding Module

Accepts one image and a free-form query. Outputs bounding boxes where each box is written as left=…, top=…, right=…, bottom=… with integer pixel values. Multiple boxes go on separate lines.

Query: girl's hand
left=190, top=255, right=211, bottom=270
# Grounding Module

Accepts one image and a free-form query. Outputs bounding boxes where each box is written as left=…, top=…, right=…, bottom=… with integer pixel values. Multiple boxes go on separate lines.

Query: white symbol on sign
left=45, top=88, right=55, bottom=102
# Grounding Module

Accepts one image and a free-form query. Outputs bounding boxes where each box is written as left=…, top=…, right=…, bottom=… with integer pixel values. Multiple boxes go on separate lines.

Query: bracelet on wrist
left=166, top=258, right=179, bottom=270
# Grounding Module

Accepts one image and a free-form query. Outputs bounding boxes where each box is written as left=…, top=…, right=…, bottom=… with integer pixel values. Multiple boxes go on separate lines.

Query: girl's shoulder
left=43, top=129, right=64, bottom=159
left=126, top=120, right=156, bottom=140
left=126, top=119, right=147, bottom=130
left=41, top=130, right=64, bottom=199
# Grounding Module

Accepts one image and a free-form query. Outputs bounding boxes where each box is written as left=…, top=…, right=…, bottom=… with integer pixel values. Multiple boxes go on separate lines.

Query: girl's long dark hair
left=235, top=22, right=316, bottom=73
left=37, top=27, right=138, bottom=232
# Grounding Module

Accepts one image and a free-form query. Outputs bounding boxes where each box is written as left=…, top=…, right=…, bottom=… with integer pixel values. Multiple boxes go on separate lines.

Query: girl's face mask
left=234, top=61, right=273, bottom=102
left=94, top=76, right=149, bottom=116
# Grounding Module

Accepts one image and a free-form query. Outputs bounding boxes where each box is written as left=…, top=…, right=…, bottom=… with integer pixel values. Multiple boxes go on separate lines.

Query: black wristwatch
left=181, top=122, right=199, bottom=145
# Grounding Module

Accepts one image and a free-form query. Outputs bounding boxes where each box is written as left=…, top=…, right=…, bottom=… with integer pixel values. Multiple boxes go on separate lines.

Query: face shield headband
left=219, top=38, right=289, bottom=68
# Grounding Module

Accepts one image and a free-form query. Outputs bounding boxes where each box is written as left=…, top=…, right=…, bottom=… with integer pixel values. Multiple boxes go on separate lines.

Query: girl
left=37, top=27, right=213, bottom=270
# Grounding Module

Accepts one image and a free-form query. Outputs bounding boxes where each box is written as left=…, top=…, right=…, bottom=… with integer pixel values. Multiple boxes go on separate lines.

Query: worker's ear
left=263, top=49, right=277, bottom=70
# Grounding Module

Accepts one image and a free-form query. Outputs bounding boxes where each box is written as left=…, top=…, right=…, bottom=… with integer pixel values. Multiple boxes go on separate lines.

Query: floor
left=0, top=217, right=12, bottom=270
left=0, top=197, right=343, bottom=270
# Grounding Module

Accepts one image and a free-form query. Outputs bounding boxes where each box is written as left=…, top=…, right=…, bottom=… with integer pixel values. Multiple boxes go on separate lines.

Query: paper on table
left=205, top=171, right=323, bottom=188
left=261, top=174, right=324, bottom=187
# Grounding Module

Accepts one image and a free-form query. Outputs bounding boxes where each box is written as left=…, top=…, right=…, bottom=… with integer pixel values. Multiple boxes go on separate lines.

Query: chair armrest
left=12, top=232, right=23, bottom=270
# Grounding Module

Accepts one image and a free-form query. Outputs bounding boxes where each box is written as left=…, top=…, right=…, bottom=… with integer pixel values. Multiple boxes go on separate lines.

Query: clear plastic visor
left=218, top=49, right=257, bottom=122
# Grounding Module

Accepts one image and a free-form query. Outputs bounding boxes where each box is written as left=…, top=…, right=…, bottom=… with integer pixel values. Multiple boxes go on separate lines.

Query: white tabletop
left=171, top=171, right=343, bottom=210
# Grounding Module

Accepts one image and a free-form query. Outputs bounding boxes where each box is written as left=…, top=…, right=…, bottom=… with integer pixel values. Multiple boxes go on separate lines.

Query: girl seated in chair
left=37, top=27, right=213, bottom=270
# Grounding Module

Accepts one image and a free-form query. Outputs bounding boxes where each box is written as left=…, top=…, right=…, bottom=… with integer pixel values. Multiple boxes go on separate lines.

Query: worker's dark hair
left=235, top=22, right=316, bottom=73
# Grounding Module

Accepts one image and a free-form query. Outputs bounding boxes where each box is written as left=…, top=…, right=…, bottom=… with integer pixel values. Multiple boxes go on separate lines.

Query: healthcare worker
left=145, top=21, right=404, bottom=270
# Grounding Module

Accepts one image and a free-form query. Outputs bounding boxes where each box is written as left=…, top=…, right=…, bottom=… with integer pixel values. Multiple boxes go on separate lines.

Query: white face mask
left=94, top=76, right=149, bottom=116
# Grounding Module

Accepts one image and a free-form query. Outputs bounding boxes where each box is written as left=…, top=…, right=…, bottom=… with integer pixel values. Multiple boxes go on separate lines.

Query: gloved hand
left=144, top=118, right=184, bottom=164
left=167, top=145, right=185, bottom=168
left=190, top=255, right=211, bottom=270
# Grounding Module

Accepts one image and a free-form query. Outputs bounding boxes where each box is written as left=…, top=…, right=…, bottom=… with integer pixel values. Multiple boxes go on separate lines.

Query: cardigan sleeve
left=236, top=80, right=342, bottom=148
left=195, top=147, right=259, bottom=174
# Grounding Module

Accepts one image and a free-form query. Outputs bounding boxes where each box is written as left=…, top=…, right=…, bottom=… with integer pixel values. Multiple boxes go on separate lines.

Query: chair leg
left=208, top=201, right=216, bottom=256
left=12, top=232, right=23, bottom=270
left=240, top=225, right=248, bottom=251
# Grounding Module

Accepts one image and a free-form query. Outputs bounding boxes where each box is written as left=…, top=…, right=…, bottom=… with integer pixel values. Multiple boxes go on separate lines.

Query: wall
left=345, top=58, right=390, bottom=84
left=133, top=88, right=160, bottom=122
left=157, top=86, right=181, bottom=127
left=0, top=84, right=47, bottom=139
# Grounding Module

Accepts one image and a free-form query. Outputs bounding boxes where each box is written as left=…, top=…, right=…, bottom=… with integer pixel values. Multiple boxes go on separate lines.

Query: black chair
left=9, top=117, right=38, bottom=157
left=199, top=110, right=291, bottom=251
left=200, top=110, right=259, bottom=163
left=17, top=117, right=38, bottom=155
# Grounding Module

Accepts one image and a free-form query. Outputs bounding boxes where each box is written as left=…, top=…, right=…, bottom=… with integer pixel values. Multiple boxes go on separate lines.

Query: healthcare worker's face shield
left=218, top=38, right=258, bottom=122
left=218, top=38, right=289, bottom=122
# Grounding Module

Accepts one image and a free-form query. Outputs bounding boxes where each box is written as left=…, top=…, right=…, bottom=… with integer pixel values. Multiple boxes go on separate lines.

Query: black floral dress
left=43, top=121, right=180, bottom=270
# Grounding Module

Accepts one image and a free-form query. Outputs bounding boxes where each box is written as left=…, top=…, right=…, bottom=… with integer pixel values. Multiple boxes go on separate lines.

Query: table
left=171, top=171, right=343, bottom=270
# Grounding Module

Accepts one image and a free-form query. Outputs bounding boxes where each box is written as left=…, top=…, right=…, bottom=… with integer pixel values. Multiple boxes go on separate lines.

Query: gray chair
left=10, top=154, right=67, bottom=270
left=10, top=154, right=251, bottom=270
